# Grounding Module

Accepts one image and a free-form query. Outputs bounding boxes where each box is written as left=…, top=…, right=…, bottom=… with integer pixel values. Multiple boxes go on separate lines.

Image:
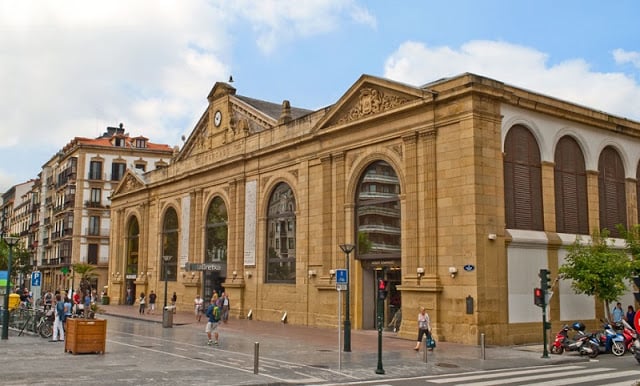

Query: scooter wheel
left=550, top=345, right=563, bottom=355
left=588, top=343, right=599, bottom=358
left=612, top=341, right=626, bottom=356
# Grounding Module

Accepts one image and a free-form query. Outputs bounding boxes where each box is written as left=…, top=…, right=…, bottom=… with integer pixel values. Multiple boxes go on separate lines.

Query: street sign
left=336, top=283, right=347, bottom=291
left=336, top=269, right=348, bottom=284
left=31, top=271, right=41, bottom=287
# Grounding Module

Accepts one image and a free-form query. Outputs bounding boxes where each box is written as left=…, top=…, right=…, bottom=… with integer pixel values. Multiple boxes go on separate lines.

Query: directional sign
left=336, top=269, right=348, bottom=284
left=31, top=271, right=42, bottom=287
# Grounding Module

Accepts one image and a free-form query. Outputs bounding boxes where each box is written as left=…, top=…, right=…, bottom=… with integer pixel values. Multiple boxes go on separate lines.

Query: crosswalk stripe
left=454, top=368, right=612, bottom=386
left=526, top=370, right=640, bottom=386
left=427, top=365, right=599, bottom=384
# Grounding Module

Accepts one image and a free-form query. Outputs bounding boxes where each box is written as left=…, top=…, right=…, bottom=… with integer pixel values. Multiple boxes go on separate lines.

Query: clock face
left=214, top=110, right=222, bottom=127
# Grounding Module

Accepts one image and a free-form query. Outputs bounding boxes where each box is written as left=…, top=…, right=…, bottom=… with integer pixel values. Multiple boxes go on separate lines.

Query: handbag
left=427, top=336, right=436, bottom=349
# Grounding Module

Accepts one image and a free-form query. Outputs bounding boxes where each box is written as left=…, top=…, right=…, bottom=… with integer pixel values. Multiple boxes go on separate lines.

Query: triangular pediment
left=112, top=169, right=146, bottom=198
left=314, top=75, right=428, bottom=131
left=175, top=93, right=280, bottom=162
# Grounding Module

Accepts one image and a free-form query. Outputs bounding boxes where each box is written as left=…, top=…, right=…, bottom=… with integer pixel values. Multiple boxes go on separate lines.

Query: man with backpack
left=204, top=298, right=221, bottom=345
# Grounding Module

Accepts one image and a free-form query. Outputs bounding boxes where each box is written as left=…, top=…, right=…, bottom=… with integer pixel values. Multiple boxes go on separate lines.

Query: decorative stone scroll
left=338, top=87, right=409, bottom=124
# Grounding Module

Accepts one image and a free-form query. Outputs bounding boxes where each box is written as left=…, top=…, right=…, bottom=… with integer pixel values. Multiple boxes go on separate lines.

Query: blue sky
left=1, top=0, right=639, bottom=192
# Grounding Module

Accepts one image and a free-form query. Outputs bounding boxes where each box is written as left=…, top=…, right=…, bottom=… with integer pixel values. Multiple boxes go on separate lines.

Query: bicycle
left=35, top=309, right=53, bottom=338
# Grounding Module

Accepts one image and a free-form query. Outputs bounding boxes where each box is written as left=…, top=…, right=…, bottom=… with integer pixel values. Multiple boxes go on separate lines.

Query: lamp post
left=2, top=236, right=19, bottom=340
left=339, top=243, right=355, bottom=352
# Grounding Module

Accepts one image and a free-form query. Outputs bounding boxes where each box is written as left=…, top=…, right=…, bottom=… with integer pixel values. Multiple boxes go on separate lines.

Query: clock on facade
left=214, top=110, right=222, bottom=127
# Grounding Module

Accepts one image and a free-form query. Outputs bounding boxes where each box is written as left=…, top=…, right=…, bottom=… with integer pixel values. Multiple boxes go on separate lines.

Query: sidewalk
left=99, top=303, right=588, bottom=376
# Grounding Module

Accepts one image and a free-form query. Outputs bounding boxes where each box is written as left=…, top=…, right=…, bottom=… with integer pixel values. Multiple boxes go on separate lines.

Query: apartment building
left=33, top=124, right=174, bottom=295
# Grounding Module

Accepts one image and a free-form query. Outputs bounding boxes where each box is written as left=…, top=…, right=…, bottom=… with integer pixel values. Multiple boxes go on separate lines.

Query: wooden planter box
left=64, top=318, right=107, bottom=355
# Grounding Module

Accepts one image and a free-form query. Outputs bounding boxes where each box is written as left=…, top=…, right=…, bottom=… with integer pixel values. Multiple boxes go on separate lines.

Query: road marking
left=427, top=365, right=590, bottom=383
left=441, top=368, right=611, bottom=386
left=526, top=370, right=640, bottom=386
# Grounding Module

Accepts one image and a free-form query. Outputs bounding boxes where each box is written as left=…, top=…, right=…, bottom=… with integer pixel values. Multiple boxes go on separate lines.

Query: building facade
left=107, top=74, right=640, bottom=345
left=35, top=124, right=173, bottom=295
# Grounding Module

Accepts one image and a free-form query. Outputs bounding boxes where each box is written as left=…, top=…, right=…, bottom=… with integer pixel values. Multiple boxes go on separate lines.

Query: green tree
left=0, top=237, right=29, bottom=289
left=73, top=263, right=97, bottom=296
left=618, top=224, right=640, bottom=273
left=558, top=229, right=630, bottom=321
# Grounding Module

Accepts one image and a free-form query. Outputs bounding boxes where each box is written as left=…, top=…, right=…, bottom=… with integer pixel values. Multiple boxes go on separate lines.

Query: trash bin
left=101, top=296, right=110, bottom=305
left=163, top=306, right=174, bottom=328
left=8, top=293, right=20, bottom=311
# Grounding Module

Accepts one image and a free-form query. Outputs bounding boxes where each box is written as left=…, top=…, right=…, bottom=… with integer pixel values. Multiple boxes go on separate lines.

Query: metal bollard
left=254, top=342, right=260, bottom=374
left=480, top=333, right=486, bottom=360
left=423, top=336, right=428, bottom=363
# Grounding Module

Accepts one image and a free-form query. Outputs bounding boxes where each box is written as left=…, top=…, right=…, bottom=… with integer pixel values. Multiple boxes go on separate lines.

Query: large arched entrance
left=202, top=196, right=228, bottom=300
left=355, top=160, right=401, bottom=330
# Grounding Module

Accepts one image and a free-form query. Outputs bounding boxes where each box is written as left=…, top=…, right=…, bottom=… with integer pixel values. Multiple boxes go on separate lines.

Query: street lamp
left=162, top=255, right=172, bottom=309
left=339, top=243, right=355, bottom=352
left=2, top=236, right=19, bottom=340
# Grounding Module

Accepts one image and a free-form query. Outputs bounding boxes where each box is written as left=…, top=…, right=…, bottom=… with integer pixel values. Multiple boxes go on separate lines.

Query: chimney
left=278, top=100, right=292, bottom=124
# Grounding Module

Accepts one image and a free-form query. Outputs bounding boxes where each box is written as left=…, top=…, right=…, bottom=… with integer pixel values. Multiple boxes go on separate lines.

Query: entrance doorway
left=361, top=264, right=401, bottom=330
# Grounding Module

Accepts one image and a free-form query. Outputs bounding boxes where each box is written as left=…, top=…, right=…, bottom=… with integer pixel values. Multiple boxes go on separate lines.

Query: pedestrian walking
left=413, top=306, right=432, bottom=351
left=221, top=292, right=230, bottom=323
left=148, top=291, right=157, bottom=314
left=138, top=292, right=146, bottom=315
left=205, top=298, right=221, bottom=345
left=171, top=292, right=177, bottom=313
left=51, top=294, right=65, bottom=342
left=194, top=294, right=204, bottom=322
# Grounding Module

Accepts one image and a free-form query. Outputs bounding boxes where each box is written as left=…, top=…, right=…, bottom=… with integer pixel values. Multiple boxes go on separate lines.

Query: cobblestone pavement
left=0, top=304, right=587, bottom=385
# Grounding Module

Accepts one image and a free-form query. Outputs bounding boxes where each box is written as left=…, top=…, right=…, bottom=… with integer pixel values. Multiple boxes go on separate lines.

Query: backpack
left=206, top=305, right=220, bottom=322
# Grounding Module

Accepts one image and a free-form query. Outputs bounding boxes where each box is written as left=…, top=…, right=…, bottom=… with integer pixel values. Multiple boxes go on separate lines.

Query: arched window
left=356, top=160, right=401, bottom=259
left=266, top=183, right=296, bottom=283
left=598, top=146, right=626, bottom=237
left=554, top=136, right=588, bottom=234
left=504, top=125, right=543, bottom=230
left=126, top=217, right=139, bottom=276
left=205, top=197, right=228, bottom=262
left=162, top=207, right=179, bottom=281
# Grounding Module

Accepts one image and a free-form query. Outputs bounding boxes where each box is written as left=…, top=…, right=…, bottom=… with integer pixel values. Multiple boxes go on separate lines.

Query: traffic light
left=539, top=269, right=551, bottom=292
left=534, top=287, right=544, bottom=307
left=378, top=279, right=388, bottom=300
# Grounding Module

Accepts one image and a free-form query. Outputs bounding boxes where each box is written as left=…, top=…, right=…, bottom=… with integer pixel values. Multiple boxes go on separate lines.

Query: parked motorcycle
left=633, top=337, right=640, bottom=363
left=596, top=320, right=626, bottom=356
left=620, top=319, right=637, bottom=354
left=550, top=322, right=598, bottom=358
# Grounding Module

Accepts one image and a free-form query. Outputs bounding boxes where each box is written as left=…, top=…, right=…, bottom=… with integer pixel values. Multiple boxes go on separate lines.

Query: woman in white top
left=194, top=294, right=204, bottom=322
left=414, top=306, right=431, bottom=351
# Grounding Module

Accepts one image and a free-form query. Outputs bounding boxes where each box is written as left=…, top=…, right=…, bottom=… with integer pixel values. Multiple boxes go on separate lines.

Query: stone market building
left=107, top=73, right=640, bottom=345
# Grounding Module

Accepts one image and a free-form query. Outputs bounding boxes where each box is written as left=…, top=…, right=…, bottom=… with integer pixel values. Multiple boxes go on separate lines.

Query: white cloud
left=226, top=0, right=376, bottom=54
left=613, top=48, right=640, bottom=69
left=384, top=40, right=640, bottom=121
left=0, top=0, right=375, bottom=192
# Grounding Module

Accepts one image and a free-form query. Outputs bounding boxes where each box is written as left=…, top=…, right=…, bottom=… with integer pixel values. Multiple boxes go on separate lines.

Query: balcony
left=85, top=227, right=110, bottom=237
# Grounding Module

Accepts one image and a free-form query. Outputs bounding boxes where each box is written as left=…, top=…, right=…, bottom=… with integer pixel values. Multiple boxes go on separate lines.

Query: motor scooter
left=633, top=337, right=640, bottom=364
left=620, top=319, right=637, bottom=354
left=550, top=322, right=598, bottom=358
left=596, top=320, right=626, bottom=356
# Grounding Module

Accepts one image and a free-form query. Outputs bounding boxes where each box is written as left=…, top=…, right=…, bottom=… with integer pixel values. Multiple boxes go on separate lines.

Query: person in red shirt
left=72, top=290, right=81, bottom=315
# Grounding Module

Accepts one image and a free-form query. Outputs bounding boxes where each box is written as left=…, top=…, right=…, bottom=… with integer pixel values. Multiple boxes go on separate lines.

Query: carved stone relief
left=338, top=87, right=409, bottom=125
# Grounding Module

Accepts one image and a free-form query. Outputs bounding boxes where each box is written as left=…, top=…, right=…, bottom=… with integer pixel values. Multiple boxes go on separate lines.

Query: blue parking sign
left=336, top=269, right=348, bottom=284
left=31, top=271, right=41, bottom=287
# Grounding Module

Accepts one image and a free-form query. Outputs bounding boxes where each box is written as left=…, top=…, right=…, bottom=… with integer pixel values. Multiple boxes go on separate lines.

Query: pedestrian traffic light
left=378, top=279, right=388, bottom=300
left=539, top=268, right=551, bottom=292
left=534, top=287, right=544, bottom=307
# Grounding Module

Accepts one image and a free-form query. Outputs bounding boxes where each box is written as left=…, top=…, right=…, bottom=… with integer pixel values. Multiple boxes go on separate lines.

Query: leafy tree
left=558, top=229, right=630, bottom=321
left=0, top=237, right=30, bottom=289
left=618, top=224, right=640, bottom=273
left=73, top=263, right=97, bottom=296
